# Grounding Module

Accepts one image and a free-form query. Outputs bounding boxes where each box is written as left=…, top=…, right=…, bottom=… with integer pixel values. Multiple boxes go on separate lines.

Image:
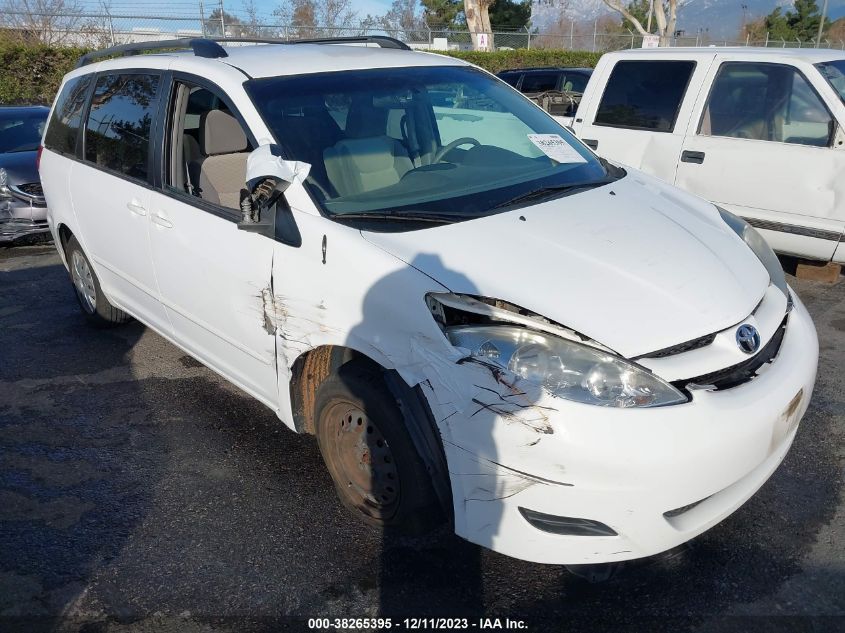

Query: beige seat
left=190, top=110, right=249, bottom=209
left=323, top=99, right=413, bottom=197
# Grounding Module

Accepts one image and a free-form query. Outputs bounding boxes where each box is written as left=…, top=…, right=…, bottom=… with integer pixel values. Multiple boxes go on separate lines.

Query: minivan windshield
left=246, top=65, right=613, bottom=222
left=816, top=60, right=845, bottom=104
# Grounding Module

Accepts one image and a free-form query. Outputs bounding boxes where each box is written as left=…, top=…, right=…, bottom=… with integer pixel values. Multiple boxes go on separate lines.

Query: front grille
left=16, top=182, right=43, bottom=197
left=638, top=333, right=716, bottom=359
left=673, top=315, right=788, bottom=391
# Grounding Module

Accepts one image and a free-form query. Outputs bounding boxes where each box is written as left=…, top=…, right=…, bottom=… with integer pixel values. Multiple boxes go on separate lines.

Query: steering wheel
left=433, top=137, right=480, bottom=163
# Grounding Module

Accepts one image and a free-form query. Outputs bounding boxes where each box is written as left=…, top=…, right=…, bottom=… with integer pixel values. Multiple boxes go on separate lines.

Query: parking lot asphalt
left=0, top=244, right=843, bottom=633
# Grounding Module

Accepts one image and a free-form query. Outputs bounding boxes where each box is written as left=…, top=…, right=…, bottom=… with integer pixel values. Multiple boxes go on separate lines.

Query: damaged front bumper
left=0, top=190, right=49, bottom=244
left=425, top=292, right=818, bottom=565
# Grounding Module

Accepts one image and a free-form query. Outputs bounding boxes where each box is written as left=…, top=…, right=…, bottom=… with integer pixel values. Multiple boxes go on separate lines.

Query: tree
left=0, top=0, right=86, bottom=45
left=464, top=0, right=493, bottom=49
left=421, top=0, right=463, bottom=29
left=203, top=7, right=249, bottom=37
left=275, top=0, right=357, bottom=35
left=829, top=17, right=845, bottom=45
left=488, top=0, right=531, bottom=29
left=758, top=0, right=829, bottom=43
left=601, top=0, right=684, bottom=46
left=619, top=0, right=650, bottom=33
left=241, top=0, right=265, bottom=37
left=380, top=0, right=427, bottom=40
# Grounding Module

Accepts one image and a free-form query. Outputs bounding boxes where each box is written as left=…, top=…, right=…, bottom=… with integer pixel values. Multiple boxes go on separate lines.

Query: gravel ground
left=0, top=244, right=843, bottom=633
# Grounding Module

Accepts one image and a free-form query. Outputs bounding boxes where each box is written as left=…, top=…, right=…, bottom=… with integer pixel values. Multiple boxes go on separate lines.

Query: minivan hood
left=362, top=172, right=770, bottom=358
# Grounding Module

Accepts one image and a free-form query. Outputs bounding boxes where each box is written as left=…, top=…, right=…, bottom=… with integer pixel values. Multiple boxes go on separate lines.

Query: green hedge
left=438, top=49, right=602, bottom=73
left=0, top=44, right=88, bottom=105
left=0, top=43, right=601, bottom=106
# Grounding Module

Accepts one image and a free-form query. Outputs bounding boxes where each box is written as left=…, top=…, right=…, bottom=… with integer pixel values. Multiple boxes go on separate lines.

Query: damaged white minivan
left=41, top=37, right=818, bottom=566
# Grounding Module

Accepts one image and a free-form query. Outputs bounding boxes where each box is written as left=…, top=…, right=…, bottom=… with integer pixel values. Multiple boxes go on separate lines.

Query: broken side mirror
left=237, top=144, right=310, bottom=245
left=832, top=122, right=845, bottom=150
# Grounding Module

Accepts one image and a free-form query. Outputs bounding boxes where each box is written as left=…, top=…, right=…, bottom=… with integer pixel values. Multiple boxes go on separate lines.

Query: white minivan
left=41, top=37, right=818, bottom=566
left=570, top=48, right=845, bottom=264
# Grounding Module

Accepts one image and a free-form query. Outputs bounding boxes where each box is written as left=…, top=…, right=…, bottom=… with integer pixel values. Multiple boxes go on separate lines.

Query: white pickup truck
left=565, top=47, right=845, bottom=263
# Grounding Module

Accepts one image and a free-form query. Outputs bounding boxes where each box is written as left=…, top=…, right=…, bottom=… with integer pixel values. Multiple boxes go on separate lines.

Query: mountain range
left=530, top=0, right=845, bottom=40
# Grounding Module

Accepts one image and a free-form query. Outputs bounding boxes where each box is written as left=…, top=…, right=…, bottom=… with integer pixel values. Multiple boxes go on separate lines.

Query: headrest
left=200, top=110, right=247, bottom=156
left=344, top=97, right=389, bottom=139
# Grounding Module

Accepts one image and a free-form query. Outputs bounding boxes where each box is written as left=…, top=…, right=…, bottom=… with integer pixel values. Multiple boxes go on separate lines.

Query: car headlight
left=447, top=325, right=687, bottom=408
left=717, top=206, right=788, bottom=297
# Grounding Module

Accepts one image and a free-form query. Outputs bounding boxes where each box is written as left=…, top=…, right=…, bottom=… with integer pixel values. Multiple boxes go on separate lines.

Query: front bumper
left=0, top=195, right=49, bottom=243
left=436, top=292, right=818, bottom=565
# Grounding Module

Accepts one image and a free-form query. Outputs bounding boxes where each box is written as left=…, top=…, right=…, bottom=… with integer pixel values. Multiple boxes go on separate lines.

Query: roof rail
left=75, top=39, right=225, bottom=67
left=75, top=35, right=410, bottom=67
left=198, top=35, right=411, bottom=50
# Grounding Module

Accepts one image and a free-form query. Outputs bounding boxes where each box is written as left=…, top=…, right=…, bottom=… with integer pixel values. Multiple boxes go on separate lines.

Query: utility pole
left=219, top=0, right=226, bottom=38
left=817, top=0, right=829, bottom=47
left=101, top=1, right=115, bottom=46
left=199, top=0, right=206, bottom=37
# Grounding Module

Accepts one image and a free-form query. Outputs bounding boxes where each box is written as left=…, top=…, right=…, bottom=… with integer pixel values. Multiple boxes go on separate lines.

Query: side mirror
left=237, top=144, right=311, bottom=242
left=832, top=122, right=845, bottom=150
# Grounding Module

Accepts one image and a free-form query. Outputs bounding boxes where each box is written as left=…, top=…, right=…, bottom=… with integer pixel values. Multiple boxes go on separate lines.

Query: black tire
left=314, top=359, right=443, bottom=534
left=65, top=235, right=132, bottom=327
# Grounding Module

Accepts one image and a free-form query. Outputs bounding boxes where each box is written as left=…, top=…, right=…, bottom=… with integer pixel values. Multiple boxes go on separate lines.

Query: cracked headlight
left=448, top=325, right=687, bottom=408
left=717, top=206, right=788, bottom=297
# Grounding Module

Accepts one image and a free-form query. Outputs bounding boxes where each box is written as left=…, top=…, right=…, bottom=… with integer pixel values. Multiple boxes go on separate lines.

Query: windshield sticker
left=528, top=134, right=588, bottom=164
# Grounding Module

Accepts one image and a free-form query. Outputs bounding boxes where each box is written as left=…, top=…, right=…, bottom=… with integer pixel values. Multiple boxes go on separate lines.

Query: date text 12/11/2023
left=307, top=617, right=529, bottom=629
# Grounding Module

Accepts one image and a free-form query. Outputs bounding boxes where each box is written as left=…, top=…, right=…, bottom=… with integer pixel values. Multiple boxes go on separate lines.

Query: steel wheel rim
left=70, top=250, right=96, bottom=314
left=325, top=402, right=400, bottom=513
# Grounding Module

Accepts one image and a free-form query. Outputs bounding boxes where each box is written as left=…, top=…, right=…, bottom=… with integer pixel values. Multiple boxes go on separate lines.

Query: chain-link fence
left=1, top=8, right=844, bottom=52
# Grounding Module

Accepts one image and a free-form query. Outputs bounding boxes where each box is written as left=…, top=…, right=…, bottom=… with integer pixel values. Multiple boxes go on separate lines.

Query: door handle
left=126, top=200, right=147, bottom=216
left=150, top=211, right=173, bottom=229
left=681, top=150, right=705, bottom=164
left=583, top=139, right=598, bottom=150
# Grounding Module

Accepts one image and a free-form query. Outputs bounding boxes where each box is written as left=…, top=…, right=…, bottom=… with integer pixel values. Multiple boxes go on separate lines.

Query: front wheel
left=314, top=360, right=443, bottom=534
left=65, top=235, right=131, bottom=326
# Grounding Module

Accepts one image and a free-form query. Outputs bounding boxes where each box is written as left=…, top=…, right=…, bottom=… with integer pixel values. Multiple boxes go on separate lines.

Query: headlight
left=717, top=206, right=788, bottom=297
left=448, top=325, right=687, bottom=408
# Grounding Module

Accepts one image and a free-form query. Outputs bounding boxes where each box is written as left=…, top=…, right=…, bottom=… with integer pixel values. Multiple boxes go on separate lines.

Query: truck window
left=563, top=74, right=589, bottom=93
left=700, top=62, right=833, bottom=147
left=594, top=60, right=695, bottom=132
left=44, top=75, right=93, bottom=156
left=84, top=73, right=161, bottom=182
left=521, top=73, right=558, bottom=93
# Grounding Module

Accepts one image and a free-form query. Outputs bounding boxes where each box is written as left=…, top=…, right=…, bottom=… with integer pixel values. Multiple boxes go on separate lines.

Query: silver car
left=0, top=105, right=50, bottom=244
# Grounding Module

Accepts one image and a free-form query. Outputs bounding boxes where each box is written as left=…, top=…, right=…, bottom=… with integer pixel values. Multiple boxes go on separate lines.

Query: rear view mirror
left=238, top=144, right=310, bottom=241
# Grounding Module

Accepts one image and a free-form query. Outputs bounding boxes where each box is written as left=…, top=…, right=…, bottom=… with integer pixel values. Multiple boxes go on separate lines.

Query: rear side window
left=521, top=73, right=558, bottom=93
left=85, top=73, right=161, bottom=181
left=594, top=60, right=695, bottom=132
left=44, top=74, right=93, bottom=155
left=563, top=73, right=589, bottom=93
left=499, top=72, right=521, bottom=87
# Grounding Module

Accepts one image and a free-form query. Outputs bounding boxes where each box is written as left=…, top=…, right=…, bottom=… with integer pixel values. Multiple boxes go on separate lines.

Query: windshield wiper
left=492, top=179, right=612, bottom=211
left=331, top=212, right=461, bottom=224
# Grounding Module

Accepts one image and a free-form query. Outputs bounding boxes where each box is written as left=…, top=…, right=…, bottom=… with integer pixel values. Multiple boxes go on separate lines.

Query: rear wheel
left=65, top=235, right=131, bottom=326
left=314, top=360, right=443, bottom=533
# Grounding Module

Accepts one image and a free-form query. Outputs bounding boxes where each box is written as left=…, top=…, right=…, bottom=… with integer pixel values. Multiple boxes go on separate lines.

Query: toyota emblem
left=736, top=324, right=761, bottom=354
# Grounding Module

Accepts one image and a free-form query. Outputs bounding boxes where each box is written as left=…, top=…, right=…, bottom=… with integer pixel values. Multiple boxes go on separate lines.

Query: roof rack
left=75, top=35, right=410, bottom=68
